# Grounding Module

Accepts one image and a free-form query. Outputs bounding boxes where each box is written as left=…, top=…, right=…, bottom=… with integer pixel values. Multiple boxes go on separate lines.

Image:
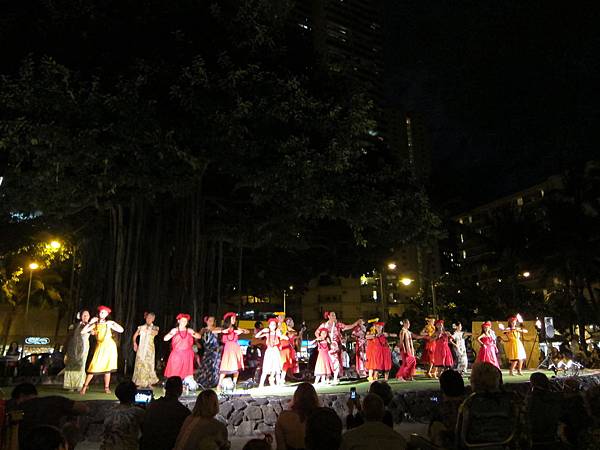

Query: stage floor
left=1, top=368, right=573, bottom=401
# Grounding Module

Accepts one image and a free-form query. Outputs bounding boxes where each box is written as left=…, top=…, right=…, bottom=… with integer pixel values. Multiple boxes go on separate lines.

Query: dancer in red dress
left=313, top=327, right=334, bottom=384
left=432, top=319, right=454, bottom=378
left=218, top=312, right=249, bottom=390
left=421, top=317, right=437, bottom=378
left=279, top=317, right=299, bottom=383
left=365, top=322, right=396, bottom=381
left=255, top=318, right=284, bottom=388
left=164, top=313, right=200, bottom=381
left=351, top=322, right=367, bottom=377
left=477, top=321, right=500, bottom=368
left=396, top=319, right=419, bottom=381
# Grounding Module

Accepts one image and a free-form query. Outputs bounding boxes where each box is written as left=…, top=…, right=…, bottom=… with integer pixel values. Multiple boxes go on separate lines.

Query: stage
left=0, top=368, right=583, bottom=401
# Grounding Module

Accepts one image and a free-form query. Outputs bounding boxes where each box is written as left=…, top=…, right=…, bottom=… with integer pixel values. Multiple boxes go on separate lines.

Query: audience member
left=10, top=382, right=88, bottom=449
left=346, top=381, right=394, bottom=429
left=469, top=361, right=502, bottom=393
left=140, top=376, right=191, bottom=450
left=428, top=369, right=466, bottom=447
left=276, top=382, right=319, bottom=450
left=305, top=407, right=342, bottom=450
left=524, top=372, right=562, bottom=446
left=244, top=434, right=274, bottom=450
left=100, top=381, right=145, bottom=450
left=558, top=377, right=591, bottom=447
left=174, top=389, right=230, bottom=450
left=576, top=384, right=600, bottom=448
left=22, top=425, right=68, bottom=450
left=341, top=394, right=406, bottom=450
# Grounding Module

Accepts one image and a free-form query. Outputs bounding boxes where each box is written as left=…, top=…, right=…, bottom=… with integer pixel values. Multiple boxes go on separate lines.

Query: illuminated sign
left=25, top=337, right=50, bottom=345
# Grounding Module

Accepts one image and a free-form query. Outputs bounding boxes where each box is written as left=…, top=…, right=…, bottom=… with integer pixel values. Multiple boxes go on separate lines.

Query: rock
left=272, top=401, right=283, bottom=415
left=233, top=399, right=248, bottom=410
left=227, top=425, right=235, bottom=436
left=332, top=399, right=348, bottom=417
left=257, top=423, right=275, bottom=434
left=262, top=405, right=278, bottom=425
left=245, top=405, right=263, bottom=421
left=253, top=397, right=269, bottom=405
left=231, top=409, right=244, bottom=426
left=220, top=401, right=234, bottom=418
left=237, top=420, right=256, bottom=436
left=216, top=414, right=227, bottom=424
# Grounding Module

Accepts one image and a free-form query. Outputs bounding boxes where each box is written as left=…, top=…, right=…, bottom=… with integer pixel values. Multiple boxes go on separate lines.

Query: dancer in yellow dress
left=80, top=305, right=124, bottom=394
left=502, top=316, right=528, bottom=375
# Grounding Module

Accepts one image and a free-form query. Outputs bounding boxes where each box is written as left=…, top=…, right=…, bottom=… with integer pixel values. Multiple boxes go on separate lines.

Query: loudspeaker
left=544, top=317, right=555, bottom=338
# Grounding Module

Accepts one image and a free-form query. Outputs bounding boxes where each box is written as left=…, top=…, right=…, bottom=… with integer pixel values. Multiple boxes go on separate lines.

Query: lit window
left=540, top=189, right=545, bottom=197
left=462, top=250, right=467, bottom=259
left=468, top=216, right=473, bottom=223
left=298, top=23, right=309, bottom=30
left=458, top=218, right=464, bottom=224
left=460, top=234, right=464, bottom=243
left=516, top=197, right=524, bottom=206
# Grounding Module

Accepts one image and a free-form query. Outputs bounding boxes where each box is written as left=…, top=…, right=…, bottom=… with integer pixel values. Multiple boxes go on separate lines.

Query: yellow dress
left=88, top=322, right=119, bottom=373
left=504, top=329, right=526, bottom=361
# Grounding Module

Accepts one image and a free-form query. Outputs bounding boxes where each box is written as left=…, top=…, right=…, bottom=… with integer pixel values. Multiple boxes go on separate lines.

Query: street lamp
left=25, top=263, right=39, bottom=318
left=522, top=271, right=531, bottom=278
left=50, top=240, right=61, bottom=250
left=387, top=262, right=397, bottom=271
left=400, top=277, right=413, bottom=286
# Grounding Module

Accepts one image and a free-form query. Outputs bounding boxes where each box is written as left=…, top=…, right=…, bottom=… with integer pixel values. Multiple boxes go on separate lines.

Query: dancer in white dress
left=451, top=322, right=471, bottom=374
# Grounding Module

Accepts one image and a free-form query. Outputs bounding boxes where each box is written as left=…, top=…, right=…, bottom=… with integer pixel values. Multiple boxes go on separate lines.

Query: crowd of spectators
left=4, top=365, right=600, bottom=450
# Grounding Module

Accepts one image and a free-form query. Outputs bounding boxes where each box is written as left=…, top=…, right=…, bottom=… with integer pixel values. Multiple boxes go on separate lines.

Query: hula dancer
left=432, top=319, right=454, bottom=378
left=218, top=312, right=249, bottom=390
left=255, top=318, right=284, bottom=387
left=451, top=322, right=471, bottom=374
left=80, top=305, right=124, bottom=395
left=476, top=321, right=499, bottom=368
left=396, top=319, right=419, bottom=381
left=421, top=317, right=437, bottom=378
left=279, top=317, right=299, bottom=383
left=501, top=315, right=528, bottom=375
left=163, top=313, right=200, bottom=382
left=132, top=312, right=159, bottom=387
left=63, top=309, right=91, bottom=391
left=351, top=321, right=367, bottom=377
left=313, top=327, right=334, bottom=384
left=196, top=315, right=222, bottom=388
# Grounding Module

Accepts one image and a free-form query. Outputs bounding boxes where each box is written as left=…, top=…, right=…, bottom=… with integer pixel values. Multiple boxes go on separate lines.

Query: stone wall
left=80, top=373, right=600, bottom=440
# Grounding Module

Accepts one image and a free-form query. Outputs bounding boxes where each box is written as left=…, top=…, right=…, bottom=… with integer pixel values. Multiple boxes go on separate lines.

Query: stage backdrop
left=471, top=320, right=540, bottom=369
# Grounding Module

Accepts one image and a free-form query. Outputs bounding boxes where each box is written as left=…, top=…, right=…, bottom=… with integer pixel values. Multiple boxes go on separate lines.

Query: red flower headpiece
left=507, top=316, right=517, bottom=322
left=317, top=326, right=329, bottom=335
left=434, top=319, right=444, bottom=326
left=483, top=321, right=492, bottom=327
left=176, top=313, right=191, bottom=321
left=223, top=312, right=237, bottom=321
left=375, top=322, right=385, bottom=327
left=97, top=305, right=112, bottom=314
left=267, top=318, right=279, bottom=325
left=203, top=316, right=210, bottom=324
left=323, top=311, right=330, bottom=319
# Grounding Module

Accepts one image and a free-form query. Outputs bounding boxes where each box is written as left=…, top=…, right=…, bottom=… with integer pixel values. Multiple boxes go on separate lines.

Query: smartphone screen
left=134, top=388, right=153, bottom=406
left=350, top=387, right=357, bottom=400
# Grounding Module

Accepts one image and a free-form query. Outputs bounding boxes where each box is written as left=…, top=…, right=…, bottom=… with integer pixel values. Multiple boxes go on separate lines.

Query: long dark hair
left=222, top=315, right=238, bottom=330
left=291, top=382, right=319, bottom=422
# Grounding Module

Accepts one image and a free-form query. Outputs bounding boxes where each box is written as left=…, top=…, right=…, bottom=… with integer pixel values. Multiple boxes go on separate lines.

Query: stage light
left=50, top=240, right=61, bottom=249
left=400, top=277, right=413, bottom=286
left=28, top=262, right=39, bottom=270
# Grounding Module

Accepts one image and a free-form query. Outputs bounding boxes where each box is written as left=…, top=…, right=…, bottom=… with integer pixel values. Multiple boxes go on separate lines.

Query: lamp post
left=25, top=262, right=39, bottom=319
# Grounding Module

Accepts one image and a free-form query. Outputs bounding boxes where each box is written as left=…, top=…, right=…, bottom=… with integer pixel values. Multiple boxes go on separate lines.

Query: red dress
left=164, top=330, right=195, bottom=379
left=314, top=340, right=334, bottom=376
left=220, top=330, right=244, bottom=374
left=365, top=336, right=382, bottom=370
left=477, top=335, right=499, bottom=368
left=262, top=332, right=282, bottom=374
left=433, top=333, right=454, bottom=367
left=421, top=337, right=436, bottom=364
left=378, top=335, right=392, bottom=371
left=280, top=335, right=299, bottom=374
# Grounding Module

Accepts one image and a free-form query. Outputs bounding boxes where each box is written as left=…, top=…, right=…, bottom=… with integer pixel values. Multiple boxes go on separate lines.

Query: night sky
left=385, top=2, right=600, bottom=210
